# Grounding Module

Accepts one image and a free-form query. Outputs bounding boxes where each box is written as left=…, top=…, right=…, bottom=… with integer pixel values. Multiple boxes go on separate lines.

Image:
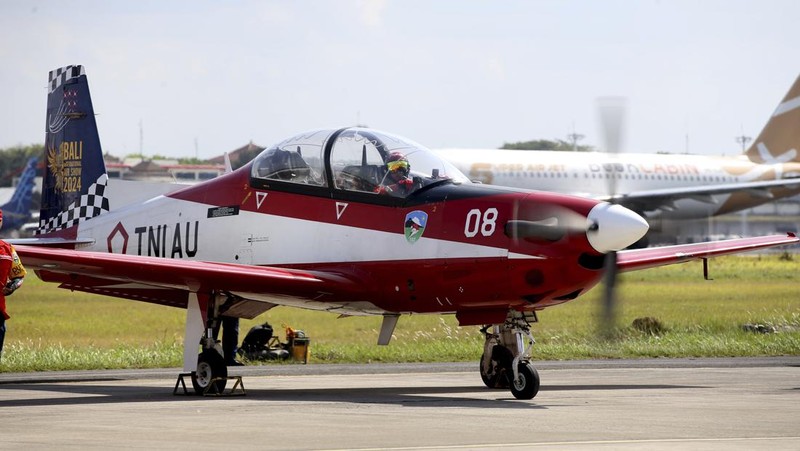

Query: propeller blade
left=600, top=250, right=619, bottom=338
left=504, top=204, right=594, bottom=242
left=505, top=219, right=566, bottom=241
left=596, top=96, right=628, bottom=337
left=597, top=96, right=627, bottom=199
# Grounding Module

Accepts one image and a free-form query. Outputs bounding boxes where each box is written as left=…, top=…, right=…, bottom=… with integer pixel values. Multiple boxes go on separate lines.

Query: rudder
left=0, top=157, right=38, bottom=231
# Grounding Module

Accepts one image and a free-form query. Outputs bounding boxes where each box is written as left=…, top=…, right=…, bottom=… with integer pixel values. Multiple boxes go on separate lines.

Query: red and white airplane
left=13, top=65, right=798, bottom=399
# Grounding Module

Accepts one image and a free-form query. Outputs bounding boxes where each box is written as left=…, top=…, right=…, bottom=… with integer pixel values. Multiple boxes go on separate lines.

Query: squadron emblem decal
left=404, top=210, right=428, bottom=244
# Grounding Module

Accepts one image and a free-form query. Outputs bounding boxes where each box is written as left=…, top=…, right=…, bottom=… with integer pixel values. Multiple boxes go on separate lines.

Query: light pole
left=735, top=133, right=752, bottom=153
left=567, top=123, right=584, bottom=151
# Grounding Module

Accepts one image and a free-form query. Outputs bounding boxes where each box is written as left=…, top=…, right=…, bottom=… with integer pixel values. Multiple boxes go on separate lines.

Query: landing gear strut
left=189, top=293, right=230, bottom=395
left=480, top=311, right=540, bottom=399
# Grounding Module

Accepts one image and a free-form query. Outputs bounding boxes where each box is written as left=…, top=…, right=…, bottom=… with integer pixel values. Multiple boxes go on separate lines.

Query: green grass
left=1, top=255, right=798, bottom=372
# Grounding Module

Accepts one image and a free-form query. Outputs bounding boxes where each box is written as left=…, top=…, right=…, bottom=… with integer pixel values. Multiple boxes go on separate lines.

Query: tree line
left=501, top=139, right=594, bottom=152
left=0, top=137, right=596, bottom=187
left=0, top=144, right=43, bottom=187
left=0, top=144, right=227, bottom=187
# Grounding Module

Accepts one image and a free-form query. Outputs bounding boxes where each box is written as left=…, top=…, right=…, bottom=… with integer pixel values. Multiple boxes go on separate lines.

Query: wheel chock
left=173, top=372, right=194, bottom=395
left=203, top=376, right=246, bottom=397
left=172, top=373, right=246, bottom=397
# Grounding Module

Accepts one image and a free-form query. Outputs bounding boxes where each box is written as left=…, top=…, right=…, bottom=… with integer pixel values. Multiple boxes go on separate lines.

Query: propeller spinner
left=505, top=201, right=647, bottom=253
left=586, top=202, right=649, bottom=253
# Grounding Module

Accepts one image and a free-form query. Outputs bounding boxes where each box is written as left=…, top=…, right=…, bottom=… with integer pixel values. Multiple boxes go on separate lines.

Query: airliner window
left=251, top=130, right=328, bottom=186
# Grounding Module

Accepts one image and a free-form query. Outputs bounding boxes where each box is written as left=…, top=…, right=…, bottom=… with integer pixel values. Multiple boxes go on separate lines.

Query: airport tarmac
left=0, top=357, right=798, bottom=450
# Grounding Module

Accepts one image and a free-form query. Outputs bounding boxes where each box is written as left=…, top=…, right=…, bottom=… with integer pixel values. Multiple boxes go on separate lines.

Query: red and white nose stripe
left=586, top=203, right=649, bottom=253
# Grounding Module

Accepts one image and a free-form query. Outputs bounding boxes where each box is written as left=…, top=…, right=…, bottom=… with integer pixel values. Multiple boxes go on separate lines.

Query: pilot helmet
left=385, top=151, right=410, bottom=177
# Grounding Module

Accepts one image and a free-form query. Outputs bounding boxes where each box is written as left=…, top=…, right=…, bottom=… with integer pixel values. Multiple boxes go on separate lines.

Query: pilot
left=375, top=151, right=416, bottom=196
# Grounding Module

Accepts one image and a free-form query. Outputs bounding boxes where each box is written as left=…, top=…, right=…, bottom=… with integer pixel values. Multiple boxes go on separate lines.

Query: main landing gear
left=192, top=346, right=228, bottom=394
left=190, top=297, right=230, bottom=395
left=479, top=311, right=540, bottom=400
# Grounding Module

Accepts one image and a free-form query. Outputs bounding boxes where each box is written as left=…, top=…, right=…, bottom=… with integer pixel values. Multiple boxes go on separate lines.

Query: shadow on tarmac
left=0, top=381, right=703, bottom=410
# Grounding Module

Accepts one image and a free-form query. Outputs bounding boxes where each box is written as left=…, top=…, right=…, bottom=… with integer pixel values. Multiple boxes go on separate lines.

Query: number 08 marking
left=464, top=208, right=498, bottom=237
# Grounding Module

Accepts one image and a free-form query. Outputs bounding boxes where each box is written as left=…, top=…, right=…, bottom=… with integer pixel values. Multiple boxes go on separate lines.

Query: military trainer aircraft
left=13, top=65, right=798, bottom=399
left=0, top=157, right=39, bottom=236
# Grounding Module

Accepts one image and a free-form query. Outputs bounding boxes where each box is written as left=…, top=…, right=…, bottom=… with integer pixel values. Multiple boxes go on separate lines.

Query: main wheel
left=480, top=345, right=512, bottom=389
left=509, top=362, right=540, bottom=400
left=191, top=349, right=228, bottom=395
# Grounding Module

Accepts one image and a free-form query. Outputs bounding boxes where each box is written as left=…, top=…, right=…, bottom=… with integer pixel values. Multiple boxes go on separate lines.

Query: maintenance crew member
left=0, top=210, right=27, bottom=360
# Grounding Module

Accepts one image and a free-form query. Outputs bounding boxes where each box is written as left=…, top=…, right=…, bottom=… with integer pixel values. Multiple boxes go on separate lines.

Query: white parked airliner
left=437, top=74, right=800, bottom=221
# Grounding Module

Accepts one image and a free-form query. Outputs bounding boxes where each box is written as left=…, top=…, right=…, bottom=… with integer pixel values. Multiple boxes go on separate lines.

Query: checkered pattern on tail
left=48, top=65, right=85, bottom=94
left=38, top=174, right=110, bottom=233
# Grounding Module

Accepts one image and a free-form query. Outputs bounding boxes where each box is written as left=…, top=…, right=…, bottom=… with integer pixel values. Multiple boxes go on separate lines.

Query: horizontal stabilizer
left=7, top=237, right=95, bottom=247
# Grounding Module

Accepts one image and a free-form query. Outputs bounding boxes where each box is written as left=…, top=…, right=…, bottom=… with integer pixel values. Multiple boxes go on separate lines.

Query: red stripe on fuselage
left=166, top=164, right=601, bottom=252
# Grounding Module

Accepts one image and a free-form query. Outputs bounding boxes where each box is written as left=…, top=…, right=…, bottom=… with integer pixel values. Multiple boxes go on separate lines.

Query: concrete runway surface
left=0, top=357, right=798, bottom=450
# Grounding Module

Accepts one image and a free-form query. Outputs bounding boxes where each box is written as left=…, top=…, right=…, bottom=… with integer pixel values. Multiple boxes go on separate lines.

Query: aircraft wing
left=616, top=233, right=798, bottom=272
left=13, top=245, right=359, bottom=316
left=605, top=177, right=800, bottom=212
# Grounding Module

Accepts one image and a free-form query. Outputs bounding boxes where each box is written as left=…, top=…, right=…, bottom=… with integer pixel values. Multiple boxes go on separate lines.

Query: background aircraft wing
left=14, top=245, right=359, bottom=317
left=605, top=178, right=800, bottom=212
left=616, top=233, right=798, bottom=272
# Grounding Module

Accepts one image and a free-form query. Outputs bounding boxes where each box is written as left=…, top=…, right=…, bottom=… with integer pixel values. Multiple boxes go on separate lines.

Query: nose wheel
left=510, top=362, right=540, bottom=400
left=480, top=311, right=540, bottom=399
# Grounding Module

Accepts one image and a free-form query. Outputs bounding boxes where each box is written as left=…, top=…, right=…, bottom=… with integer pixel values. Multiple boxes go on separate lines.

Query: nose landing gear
left=479, top=311, right=540, bottom=400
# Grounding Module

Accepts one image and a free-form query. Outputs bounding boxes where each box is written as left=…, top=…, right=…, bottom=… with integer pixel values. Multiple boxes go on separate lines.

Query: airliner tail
left=745, top=74, right=800, bottom=164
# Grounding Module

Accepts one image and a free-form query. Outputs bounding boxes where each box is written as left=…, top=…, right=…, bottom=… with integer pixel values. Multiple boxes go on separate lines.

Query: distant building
left=105, top=158, right=225, bottom=183
left=208, top=141, right=266, bottom=170
left=102, top=141, right=263, bottom=182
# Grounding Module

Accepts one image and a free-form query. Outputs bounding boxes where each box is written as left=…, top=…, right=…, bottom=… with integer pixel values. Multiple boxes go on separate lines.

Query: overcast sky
left=1, top=0, right=798, bottom=159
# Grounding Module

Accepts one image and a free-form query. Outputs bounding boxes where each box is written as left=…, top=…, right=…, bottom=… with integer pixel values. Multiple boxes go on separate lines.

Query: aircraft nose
left=586, top=203, right=649, bottom=253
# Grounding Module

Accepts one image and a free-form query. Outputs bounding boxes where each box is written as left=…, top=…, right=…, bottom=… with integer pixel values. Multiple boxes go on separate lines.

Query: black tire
left=480, top=345, right=512, bottom=389
left=191, top=349, right=228, bottom=395
left=509, top=362, right=540, bottom=400
left=479, top=353, right=497, bottom=388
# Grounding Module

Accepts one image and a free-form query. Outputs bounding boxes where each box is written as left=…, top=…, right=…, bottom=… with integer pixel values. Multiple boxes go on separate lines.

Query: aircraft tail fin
left=1, top=157, right=38, bottom=231
left=745, top=74, right=800, bottom=164
left=39, top=65, right=109, bottom=235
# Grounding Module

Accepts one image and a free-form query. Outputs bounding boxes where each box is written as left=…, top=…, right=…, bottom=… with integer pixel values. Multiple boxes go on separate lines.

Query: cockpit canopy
left=251, top=127, right=470, bottom=198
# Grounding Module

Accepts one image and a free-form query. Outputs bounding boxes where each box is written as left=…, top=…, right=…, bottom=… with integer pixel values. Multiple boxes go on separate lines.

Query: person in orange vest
left=0, top=210, right=26, bottom=360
